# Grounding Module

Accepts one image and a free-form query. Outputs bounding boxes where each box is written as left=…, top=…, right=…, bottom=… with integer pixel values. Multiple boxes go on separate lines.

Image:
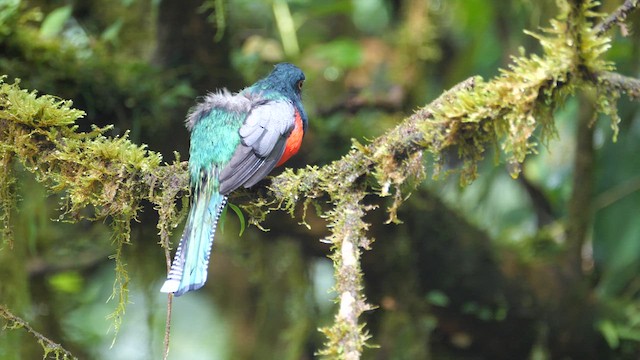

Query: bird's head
left=253, top=63, right=305, bottom=101
left=251, top=63, right=308, bottom=130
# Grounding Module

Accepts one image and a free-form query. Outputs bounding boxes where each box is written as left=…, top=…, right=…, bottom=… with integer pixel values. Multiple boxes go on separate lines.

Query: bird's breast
left=276, top=109, right=304, bottom=167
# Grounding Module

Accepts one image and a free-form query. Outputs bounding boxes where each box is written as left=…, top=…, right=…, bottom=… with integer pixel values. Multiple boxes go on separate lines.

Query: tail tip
left=160, top=279, right=207, bottom=296
left=160, top=280, right=180, bottom=294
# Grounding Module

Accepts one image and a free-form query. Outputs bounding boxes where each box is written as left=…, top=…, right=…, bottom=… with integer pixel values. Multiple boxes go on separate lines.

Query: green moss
left=106, top=215, right=131, bottom=344
left=317, top=192, right=374, bottom=358
left=404, top=0, right=616, bottom=184
left=0, top=150, right=15, bottom=248
left=248, top=1, right=630, bottom=357
left=0, top=77, right=189, bottom=353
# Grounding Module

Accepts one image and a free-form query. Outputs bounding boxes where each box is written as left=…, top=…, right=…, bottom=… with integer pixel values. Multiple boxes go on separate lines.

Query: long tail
left=160, top=175, right=227, bottom=296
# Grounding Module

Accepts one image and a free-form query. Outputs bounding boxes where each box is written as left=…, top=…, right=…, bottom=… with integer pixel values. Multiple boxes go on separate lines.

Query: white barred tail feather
left=160, top=173, right=228, bottom=296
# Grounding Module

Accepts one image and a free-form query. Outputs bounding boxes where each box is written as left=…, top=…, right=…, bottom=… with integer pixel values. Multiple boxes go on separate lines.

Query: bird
left=160, top=63, right=308, bottom=296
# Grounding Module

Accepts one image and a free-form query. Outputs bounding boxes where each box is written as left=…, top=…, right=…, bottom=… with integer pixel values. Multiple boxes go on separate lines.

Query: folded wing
left=219, top=99, right=295, bottom=194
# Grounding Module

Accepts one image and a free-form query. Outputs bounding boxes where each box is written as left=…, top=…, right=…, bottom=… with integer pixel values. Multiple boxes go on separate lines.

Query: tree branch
left=565, top=94, right=596, bottom=276
left=0, top=305, right=77, bottom=359
left=594, top=0, right=640, bottom=36
left=316, top=86, right=404, bottom=117
left=261, top=3, right=620, bottom=355
left=26, top=251, right=111, bottom=277
left=594, top=71, right=640, bottom=100
left=318, top=192, right=374, bottom=359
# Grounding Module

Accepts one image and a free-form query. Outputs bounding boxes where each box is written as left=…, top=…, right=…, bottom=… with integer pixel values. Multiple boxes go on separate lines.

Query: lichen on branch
left=317, top=187, right=375, bottom=359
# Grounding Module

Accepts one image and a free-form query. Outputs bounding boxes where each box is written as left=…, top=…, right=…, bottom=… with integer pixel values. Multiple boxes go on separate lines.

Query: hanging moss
left=0, top=150, right=15, bottom=248
left=0, top=77, right=189, bottom=356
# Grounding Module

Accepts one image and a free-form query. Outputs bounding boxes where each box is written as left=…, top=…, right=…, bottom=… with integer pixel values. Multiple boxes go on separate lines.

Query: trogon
left=161, top=63, right=308, bottom=296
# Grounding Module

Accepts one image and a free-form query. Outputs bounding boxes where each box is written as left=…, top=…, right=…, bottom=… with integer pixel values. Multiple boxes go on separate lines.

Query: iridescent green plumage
left=187, top=93, right=249, bottom=180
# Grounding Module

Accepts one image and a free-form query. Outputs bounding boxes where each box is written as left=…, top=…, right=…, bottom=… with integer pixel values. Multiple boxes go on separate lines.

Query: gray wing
left=219, top=99, right=295, bottom=194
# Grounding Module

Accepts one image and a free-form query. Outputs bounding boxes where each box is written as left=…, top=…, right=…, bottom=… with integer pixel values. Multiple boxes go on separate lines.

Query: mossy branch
left=0, top=304, right=77, bottom=360
left=595, top=71, right=640, bottom=100
left=0, top=78, right=189, bottom=350
left=565, top=93, right=597, bottom=276
left=0, top=150, right=16, bottom=249
left=249, top=0, right=639, bottom=357
left=317, top=188, right=376, bottom=359
left=594, top=0, right=640, bottom=36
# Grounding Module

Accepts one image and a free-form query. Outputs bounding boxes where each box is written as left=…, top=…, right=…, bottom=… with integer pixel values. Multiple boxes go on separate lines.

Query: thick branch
left=268, top=76, right=482, bottom=203
left=565, top=94, right=596, bottom=276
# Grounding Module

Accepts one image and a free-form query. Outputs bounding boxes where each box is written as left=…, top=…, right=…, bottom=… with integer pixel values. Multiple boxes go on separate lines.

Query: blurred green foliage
left=1, top=0, right=640, bottom=359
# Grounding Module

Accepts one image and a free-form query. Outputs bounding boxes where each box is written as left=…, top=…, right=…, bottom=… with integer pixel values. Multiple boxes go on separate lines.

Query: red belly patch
left=277, top=110, right=304, bottom=167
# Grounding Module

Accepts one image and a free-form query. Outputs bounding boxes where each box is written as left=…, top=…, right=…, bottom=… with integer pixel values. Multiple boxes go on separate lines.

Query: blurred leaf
left=598, top=319, right=621, bottom=349
left=48, top=271, right=83, bottom=294
left=598, top=318, right=640, bottom=349
left=312, top=38, right=363, bottom=69
left=219, top=202, right=245, bottom=236
left=40, top=5, right=72, bottom=39
left=352, top=0, right=389, bottom=34
left=228, top=202, right=246, bottom=236
left=616, top=326, right=640, bottom=342
left=306, top=0, right=352, bottom=17
left=0, top=0, right=20, bottom=37
left=101, top=19, right=123, bottom=44
left=425, top=290, right=449, bottom=307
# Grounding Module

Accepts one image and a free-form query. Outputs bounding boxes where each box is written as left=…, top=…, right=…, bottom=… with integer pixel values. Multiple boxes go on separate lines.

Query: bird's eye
left=297, top=80, right=304, bottom=91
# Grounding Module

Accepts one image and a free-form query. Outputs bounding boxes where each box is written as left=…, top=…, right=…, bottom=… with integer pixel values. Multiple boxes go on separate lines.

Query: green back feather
left=189, top=108, right=245, bottom=182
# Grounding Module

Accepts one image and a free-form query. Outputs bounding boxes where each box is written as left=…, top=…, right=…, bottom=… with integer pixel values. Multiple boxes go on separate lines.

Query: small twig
left=594, top=71, right=640, bottom=100
left=317, top=86, right=404, bottom=117
left=594, top=0, right=640, bottom=36
left=162, top=231, right=173, bottom=360
left=159, top=206, right=175, bottom=360
left=518, top=173, right=556, bottom=227
left=593, top=175, right=640, bottom=210
left=26, top=251, right=111, bottom=277
left=0, top=305, right=77, bottom=359
left=163, top=294, right=173, bottom=360
left=149, top=167, right=185, bottom=360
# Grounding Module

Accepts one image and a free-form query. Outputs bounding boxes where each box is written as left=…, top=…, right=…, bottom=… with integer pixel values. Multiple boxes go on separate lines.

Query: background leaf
left=39, top=5, right=72, bottom=39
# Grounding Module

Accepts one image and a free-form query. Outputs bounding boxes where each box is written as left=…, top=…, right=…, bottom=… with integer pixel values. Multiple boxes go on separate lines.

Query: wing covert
left=219, top=99, right=296, bottom=194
